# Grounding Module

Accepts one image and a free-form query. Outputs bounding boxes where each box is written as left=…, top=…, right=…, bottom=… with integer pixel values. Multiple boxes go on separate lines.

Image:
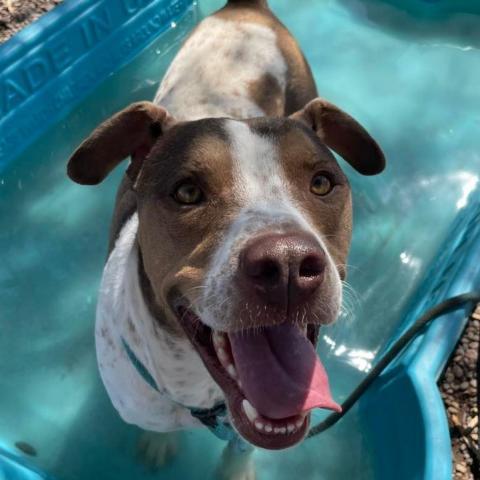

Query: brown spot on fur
left=248, top=73, right=284, bottom=116
left=127, top=317, right=143, bottom=345
left=216, top=3, right=317, bottom=114
left=99, top=325, right=117, bottom=350
left=127, top=318, right=137, bottom=334
left=164, top=335, right=178, bottom=350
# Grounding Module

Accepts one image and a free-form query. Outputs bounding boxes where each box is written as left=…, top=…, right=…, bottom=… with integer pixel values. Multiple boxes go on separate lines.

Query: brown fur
left=135, top=120, right=237, bottom=334
left=248, top=73, right=284, bottom=116
left=290, top=98, right=385, bottom=175
left=67, top=102, right=174, bottom=185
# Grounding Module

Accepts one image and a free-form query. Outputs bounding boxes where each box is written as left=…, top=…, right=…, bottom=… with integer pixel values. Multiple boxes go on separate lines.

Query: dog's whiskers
left=340, top=280, right=361, bottom=323
left=336, top=262, right=361, bottom=273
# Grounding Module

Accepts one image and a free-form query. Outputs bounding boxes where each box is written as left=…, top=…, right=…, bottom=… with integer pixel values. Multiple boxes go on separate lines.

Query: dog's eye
left=310, top=173, right=333, bottom=196
left=173, top=182, right=204, bottom=205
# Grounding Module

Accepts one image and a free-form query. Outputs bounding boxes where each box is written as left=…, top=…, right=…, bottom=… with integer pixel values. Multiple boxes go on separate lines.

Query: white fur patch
left=154, top=16, right=287, bottom=120
left=226, top=120, right=286, bottom=203
left=96, top=214, right=223, bottom=432
left=196, top=121, right=342, bottom=331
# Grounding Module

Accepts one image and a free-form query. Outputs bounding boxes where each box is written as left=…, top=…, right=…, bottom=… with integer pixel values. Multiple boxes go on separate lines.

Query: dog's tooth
left=213, top=332, right=226, bottom=348
left=217, top=347, right=228, bottom=363
left=226, top=364, right=237, bottom=379
left=295, top=418, right=304, bottom=429
left=280, top=427, right=287, bottom=434
left=264, top=424, right=272, bottom=433
left=287, top=424, right=296, bottom=433
left=242, top=399, right=258, bottom=423
left=273, top=427, right=282, bottom=434
left=254, top=420, right=264, bottom=431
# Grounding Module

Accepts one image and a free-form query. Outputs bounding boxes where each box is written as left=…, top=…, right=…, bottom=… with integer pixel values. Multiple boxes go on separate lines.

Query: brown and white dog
left=67, top=0, right=385, bottom=477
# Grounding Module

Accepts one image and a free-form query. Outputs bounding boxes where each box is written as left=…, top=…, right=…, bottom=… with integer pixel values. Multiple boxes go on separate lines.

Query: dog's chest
left=154, top=16, right=287, bottom=120
left=96, top=214, right=223, bottom=432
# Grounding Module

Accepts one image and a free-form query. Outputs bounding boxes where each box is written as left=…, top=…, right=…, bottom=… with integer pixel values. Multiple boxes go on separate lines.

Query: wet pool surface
left=1, top=0, right=479, bottom=478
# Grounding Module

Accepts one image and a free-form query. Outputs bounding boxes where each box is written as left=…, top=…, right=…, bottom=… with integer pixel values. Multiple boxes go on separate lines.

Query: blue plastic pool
left=1, top=0, right=480, bottom=479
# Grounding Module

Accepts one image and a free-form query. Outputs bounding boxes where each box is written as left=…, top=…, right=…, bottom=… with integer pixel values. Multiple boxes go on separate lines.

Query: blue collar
left=121, top=336, right=251, bottom=452
left=121, top=337, right=160, bottom=392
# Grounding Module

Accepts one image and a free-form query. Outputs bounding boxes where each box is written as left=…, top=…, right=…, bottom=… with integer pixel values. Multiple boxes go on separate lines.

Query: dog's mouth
left=173, top=303, right=341, bottom=450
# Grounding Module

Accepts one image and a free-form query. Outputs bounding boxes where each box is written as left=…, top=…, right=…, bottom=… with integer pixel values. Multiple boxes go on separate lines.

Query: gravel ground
left=440, top=305, right=480, bottom=479
left=0, top=0, right=62, bottom=43
left=1, top=1, right=479, bottom=478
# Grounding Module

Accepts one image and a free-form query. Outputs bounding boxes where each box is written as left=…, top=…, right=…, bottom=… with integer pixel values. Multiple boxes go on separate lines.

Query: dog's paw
left=136, top=431, right=178, bottom=470
left=216, top=461, right=256, bottom=480
left=215, top=443, right=255, bottom=480
left=217, top=462, right=256, bottom=480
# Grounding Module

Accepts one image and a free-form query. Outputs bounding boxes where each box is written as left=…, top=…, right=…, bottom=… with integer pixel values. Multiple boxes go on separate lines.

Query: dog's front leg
left=136, top=430, right=179, bottom=470
left=216, top=440, right=256, bottom=480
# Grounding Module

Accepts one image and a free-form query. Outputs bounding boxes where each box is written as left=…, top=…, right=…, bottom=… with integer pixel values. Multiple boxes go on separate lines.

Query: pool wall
left=361, top=192, right=480, bottom=479
left=0, top=0, right=194, bottom=172
left=382, top=0, right=480, bottom=17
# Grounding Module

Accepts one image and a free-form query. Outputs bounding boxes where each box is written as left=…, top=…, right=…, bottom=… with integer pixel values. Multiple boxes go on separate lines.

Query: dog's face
left=68, top=98, right=384, bottom=449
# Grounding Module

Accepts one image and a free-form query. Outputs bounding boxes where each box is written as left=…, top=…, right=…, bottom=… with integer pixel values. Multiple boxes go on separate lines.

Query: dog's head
left=68, top=98, right=384, bottom=449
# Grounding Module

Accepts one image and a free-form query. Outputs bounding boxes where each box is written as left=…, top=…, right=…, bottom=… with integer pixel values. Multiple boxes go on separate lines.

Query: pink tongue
left=229, top=323, right=341, bottom=419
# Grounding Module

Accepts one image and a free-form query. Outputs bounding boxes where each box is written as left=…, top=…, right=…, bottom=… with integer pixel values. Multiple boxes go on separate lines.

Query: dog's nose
left=239, top=232, right=326, bottom=307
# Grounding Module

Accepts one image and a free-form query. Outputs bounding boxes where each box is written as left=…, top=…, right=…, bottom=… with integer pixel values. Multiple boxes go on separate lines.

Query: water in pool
left=1, top=0, right=479, bottom=478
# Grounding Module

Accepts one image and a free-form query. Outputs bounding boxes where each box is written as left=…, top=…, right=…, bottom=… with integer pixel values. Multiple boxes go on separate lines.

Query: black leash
left=308, top=292, right=480, bottom=438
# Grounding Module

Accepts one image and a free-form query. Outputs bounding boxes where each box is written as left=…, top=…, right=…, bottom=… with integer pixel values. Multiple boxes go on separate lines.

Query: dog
left=66, top=0, right=385, bottom=478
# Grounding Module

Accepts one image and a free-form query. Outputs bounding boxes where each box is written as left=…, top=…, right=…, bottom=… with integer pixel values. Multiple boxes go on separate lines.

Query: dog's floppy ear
left=290, top=97, right=385, bottom=175
left=67, top=102, right=175, bottom=185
